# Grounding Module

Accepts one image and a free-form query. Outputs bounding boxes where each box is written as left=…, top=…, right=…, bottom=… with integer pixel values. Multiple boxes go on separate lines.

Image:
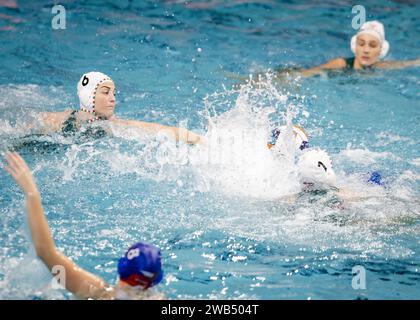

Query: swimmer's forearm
left=377, top=59, right=420, bottom=70
left=299, top=58, right=347, bottom=78
left=112, top=118, right=174, bottom=137
left=26, top=191, right=57, bottom=262
left=299, top=68, right=323, bottom=78
left=112, top=118, right=205, bottom=145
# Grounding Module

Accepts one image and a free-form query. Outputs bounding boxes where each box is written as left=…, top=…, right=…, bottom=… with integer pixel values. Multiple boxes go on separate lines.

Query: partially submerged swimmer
left=230, top=20, right=420, bottom=82
left=39, top=72, right=204, bottom=145
left=295, top=148, right=385, bottom=204
left=2, top=152, right=165, bottom=300
left=266, top=126, right=383, bottom=203
left=298, top=21, right=420, bottom=77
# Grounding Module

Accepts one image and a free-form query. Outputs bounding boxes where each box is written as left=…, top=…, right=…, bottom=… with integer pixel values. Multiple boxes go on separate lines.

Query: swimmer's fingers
left=4, top=164, right=18, bottom=181
left=12, top=152, right=31, bottom=172
left=4, top=152, right=36, bottom=193
left=4, top=152, right=20, bottom=176
left=5, top=152, right=28, bottom=175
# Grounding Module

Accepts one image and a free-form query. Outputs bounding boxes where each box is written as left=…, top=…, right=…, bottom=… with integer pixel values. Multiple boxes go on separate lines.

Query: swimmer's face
left=94, top=81, right=116, bottom=119
left=355, top=34, right=382, bottom=67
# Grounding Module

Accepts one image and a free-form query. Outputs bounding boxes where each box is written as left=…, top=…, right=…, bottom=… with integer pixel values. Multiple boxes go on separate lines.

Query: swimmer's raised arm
left=3, top=152, right=112, bottom=299
left=110, top=118, right=206, bottom=146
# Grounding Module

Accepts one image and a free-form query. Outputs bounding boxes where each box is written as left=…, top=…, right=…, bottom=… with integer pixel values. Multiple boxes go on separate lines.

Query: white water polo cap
left=297, top=149, right=337, bottom=188
left=77, top=72, right=112, bottom=113
left=268, top=125, right=309, bottom=151
left=351, top=20, right=389, bottom=59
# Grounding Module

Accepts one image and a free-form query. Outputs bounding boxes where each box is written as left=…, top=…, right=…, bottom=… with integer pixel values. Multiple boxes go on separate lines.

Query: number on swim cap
left=127, top=248, right=140, bottom=260
left=318, top=161, right=327, bottom=172
left=82, top=76, right=89, bottom=86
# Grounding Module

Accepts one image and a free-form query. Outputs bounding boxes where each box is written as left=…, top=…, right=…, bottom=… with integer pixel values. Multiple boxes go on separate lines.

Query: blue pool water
left=0, top=0, right=419, bottom=299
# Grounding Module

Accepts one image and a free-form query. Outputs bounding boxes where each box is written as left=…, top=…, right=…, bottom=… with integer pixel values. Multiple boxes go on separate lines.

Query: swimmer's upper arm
left=300, top=58, right=347, bottom=77
left=42, top=250, right=113, bottom=299
left=39, top=110, right=73, bottom=133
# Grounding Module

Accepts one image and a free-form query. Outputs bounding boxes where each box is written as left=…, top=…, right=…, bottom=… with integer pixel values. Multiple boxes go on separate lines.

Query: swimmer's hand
left=177, top=127, right=207, bottom=146
left=3, top=152, right=38, bottom=196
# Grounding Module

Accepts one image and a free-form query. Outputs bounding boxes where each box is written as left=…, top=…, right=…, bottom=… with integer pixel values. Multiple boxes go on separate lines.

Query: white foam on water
left=374, top=131, right=414, bottom=147
left=188, top=76, right=304, bottom=199
left=0, top=84, right=67, bottom=111
left=409, top=158, right=420, bottom=167
left=337, top=148, right=402, bottom=165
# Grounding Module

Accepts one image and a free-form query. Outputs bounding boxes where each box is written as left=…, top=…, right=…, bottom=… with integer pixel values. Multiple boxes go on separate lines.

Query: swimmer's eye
left=357, top=40, right=365, bottom=46
left=101, top=89, right=116, bottom=97
left=369, top=42, right=378, bottom=48
left=318, top=161, right=327, bottom=172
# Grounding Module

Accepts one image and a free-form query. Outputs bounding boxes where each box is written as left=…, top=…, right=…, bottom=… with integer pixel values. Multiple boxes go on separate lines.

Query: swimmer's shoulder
left=40, top=110, right=75, bottom=132
left=41, top=109, right=74, bottom=122
left=323, top=57, right=348, bottom=69
left=300, top=57, right=348, bottom=77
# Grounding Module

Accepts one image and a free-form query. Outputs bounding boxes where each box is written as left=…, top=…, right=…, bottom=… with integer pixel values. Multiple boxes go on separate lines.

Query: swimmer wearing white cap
left=297, top=21, right=420, bottom=77
left=40, top=72, right=204, bottom=145
left=297, top=148, right=337, bottom=190
left=292, top=148, right=384, bottom=204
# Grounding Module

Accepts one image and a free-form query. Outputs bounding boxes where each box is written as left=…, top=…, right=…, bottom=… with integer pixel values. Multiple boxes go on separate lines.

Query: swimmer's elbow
left=34, top=242, right=57, bottom=266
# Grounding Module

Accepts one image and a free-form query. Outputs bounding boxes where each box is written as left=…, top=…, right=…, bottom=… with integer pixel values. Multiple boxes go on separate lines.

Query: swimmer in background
left=2, top=151, right=165, bottom=300
left=37, top=72, right=204, bottom=145
left=228, top=21, right=419, bottom=83
left=297, top=21, right=420, bottom=77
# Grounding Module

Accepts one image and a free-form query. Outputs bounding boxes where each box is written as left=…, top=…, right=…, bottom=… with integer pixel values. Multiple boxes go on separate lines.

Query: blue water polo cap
left=118, top=242, right=163, bottom=288
left=367, top=171, right=383, bottom=185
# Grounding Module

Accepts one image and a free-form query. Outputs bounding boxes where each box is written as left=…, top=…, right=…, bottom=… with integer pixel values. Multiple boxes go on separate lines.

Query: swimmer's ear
left=317, top=161, right=327, bottom=172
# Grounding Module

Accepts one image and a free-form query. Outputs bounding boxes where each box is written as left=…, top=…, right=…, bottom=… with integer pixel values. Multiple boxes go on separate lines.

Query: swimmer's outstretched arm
left=297, top=58, right=347, bottom=78
left=3, top=152, right=113, bottom=299
left=110, top=118, right=206, bottom=145
left=375, top=58, right=420, bottom=70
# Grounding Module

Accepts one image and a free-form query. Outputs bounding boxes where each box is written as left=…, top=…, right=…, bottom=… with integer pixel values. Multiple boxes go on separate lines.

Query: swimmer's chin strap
left=121, top=272, right=159, bottom=290
left=80, top=108, right=106, bottom=124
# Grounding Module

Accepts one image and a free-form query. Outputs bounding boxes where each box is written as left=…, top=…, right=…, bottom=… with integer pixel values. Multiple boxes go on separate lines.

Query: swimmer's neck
left=77, top=110, right=112, bottom=122
left=353, top=58, right=375, bottom=70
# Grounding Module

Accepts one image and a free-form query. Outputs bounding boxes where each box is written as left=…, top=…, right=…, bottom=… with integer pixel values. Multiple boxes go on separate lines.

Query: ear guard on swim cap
left=267, top=125, right=309, bottom=151
left=118, top=242, right=163, bottom=289
left=77, top=71, right=112, bottom=113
